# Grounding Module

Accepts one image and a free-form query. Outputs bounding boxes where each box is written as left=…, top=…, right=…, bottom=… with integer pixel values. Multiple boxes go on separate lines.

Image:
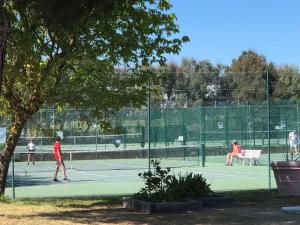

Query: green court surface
left=5, top=155, right=278, bottom=199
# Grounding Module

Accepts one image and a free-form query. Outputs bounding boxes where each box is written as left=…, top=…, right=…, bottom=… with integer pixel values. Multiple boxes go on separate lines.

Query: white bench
left=174, top=136, right=184, bottom=145
left=236, top=149, right=262, bottom=166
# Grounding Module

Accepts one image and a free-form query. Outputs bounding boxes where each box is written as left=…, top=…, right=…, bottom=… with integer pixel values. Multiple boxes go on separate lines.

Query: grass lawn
left=1, top=190, right=300, bottom=225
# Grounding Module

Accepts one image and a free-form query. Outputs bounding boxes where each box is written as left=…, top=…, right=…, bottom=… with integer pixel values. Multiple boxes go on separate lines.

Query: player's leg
left=228, top=153, right=233, bottom=166
left=226, top=153, right=230, bottom=165
left=27, top=153, right=30, bottom=165
left=226, top=153, right=233, bottom=166
left=290, top=146, right=294, bottom=161
left=291, top=143, right=298, bottom=160
left=292, top=145, right=298, bottom=160
left=60, top=161, right=68, bottom=181
left=292, top=147, right=299, bottom=161
left=53, top=161, right=60, bottom=181
left=32, top=152, right=35, bottom=165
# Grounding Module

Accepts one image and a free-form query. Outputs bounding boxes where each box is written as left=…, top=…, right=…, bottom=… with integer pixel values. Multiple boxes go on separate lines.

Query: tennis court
left=5, top=148, right=280, bottom=199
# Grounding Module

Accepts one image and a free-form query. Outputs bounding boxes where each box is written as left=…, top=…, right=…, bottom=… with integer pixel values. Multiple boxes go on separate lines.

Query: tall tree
left=158, top=63, right=179, bottom=107
left=0, top=0, right=188, bottom=194
left=189, top=60, right=221, bottom=106
left=272, top=64, right=300, bottom=100
left=0, top=0, right=9, bottom=92
left=227, top=50, right=275, bottom=102
left=157, top=58, right=224, bottom=107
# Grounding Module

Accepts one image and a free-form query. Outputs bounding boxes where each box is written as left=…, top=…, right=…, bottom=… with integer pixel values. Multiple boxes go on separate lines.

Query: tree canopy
left=154, top=50, right=300, bottom=107
left=2, top=0, right=189, bottom=117
left=0, top=0, right=189, bottom=194
left=273, top=64, right=300, bottom=100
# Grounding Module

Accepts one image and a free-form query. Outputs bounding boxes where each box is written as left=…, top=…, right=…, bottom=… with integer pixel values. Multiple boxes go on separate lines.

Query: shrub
left=0, top=195, right=10, bottom=203
left=134, top=159, right=212, bottom=202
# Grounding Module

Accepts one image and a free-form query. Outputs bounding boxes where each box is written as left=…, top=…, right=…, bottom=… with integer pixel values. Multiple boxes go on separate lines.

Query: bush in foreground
left=134, top=159, right=212, bottom=202
left=0, top=194, right=10, bottom=203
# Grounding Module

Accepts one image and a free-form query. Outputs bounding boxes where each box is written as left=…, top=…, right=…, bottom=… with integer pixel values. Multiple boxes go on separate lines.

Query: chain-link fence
left=4, top=71, right=300, bottom=198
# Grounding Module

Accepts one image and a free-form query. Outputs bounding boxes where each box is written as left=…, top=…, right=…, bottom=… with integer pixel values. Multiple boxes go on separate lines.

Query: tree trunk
left=0, top=114, right=26, bottom=194
left=0, top=0, right=9, bottom=92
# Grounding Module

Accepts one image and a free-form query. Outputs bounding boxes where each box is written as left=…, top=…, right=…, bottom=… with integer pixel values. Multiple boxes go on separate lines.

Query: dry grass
left=1, top=190, right=300, bottom=225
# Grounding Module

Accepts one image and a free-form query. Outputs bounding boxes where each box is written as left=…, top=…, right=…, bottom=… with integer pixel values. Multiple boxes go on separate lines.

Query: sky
left=166, top=0, right=300, bottom=68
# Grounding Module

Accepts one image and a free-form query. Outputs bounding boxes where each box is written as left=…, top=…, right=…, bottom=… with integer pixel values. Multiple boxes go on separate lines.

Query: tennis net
left=12, top=145, right=201, bottom=172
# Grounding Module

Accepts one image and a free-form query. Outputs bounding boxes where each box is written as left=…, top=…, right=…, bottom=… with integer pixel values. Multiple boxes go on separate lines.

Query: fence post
left=267, top=68, right=271, bottom=190
left=163, top=110, right=168, bottom=147
left=95, top=130, right=98, bottom=151
left=201, top=144, right=206, bottom=167
left=247, top=102, right=251, bottom=147
left=181, top=109, right=187, bottom=146
left=40, top=110, right=43, bottom=154
left=141, top=126, right=145, bottom=148
left=199, top=106, right=206, bottom=147
left=147, top=74, right=151, bottom=171
left=253, top=122, right=256, bottom=148
left=224, top=105, right=229, bottom=146
left=297, top=101, right=300, bottom=140
left=197, top=146, right=200, bottom=165
left=11, top=154, right=15, bottom=200
left=285, top=114, right=289, bottom=161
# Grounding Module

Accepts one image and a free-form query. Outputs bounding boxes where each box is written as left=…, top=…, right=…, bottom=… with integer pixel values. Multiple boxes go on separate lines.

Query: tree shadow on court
left=6, top=174, right=99, bottom=187
left=6, top=174, right=53, bottom=187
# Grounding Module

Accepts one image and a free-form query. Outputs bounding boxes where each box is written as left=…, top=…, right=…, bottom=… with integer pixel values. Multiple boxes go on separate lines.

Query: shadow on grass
left=15, top=190, right=300, bottom=225
left=19, top=195, right=125, bottom=208
left=20, top=204, right=300, bottom=225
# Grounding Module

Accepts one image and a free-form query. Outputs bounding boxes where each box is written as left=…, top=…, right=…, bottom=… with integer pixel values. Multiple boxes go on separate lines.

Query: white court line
left=87, top=161, right=147, bottom=169
left=29, top=163, right=267, bottom=180
left=195, top=171, right=252, bottom=179
left=203, top=171, right=267, bottom=179
left=42, top=166, right=106, bottom=178
left=193, top=167, right=268, bottom=177
left=169, top=167, right=268, bottom=179
left=69, top=169, right=139, bottom=178
left=202, top=171, right=268, bottom=179
left=68, top=169, right=107, bottom=178
left=70, top=162, right=141, bottom=173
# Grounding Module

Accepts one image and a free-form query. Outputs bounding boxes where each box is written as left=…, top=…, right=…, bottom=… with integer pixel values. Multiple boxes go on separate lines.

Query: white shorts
left=290, top=142, right=298, bottom=153
left=236, top=153, right=243, bottom=158
left=290, top=141, right=298, bottom=148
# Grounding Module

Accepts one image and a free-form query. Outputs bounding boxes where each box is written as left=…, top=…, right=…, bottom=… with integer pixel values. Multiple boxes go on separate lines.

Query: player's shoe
left=63, top=178, right=69, bottom=182
left=53, top=178, right=60, bottom=182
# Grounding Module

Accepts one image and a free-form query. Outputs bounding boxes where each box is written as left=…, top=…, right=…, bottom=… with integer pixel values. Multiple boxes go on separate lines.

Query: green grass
left=19, top=195, right=123, bottom=208
left=2, top=190, right=300, bottom=225
left=10, top=189, right=300, bottom=208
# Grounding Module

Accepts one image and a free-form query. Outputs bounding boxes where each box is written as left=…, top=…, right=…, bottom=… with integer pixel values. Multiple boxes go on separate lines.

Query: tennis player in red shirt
left=53, top=136, right=68, bottom=182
